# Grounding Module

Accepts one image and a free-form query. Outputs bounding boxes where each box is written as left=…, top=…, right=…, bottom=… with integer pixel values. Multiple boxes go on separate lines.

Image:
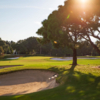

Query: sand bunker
left=0, top=70, right=58, bottom=96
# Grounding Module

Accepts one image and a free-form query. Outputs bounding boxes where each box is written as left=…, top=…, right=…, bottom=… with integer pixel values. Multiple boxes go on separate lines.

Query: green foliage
left=0, top=46, right=4, bottom=55
left=0, top=40, right=5, bottom=46
left=37, top=0, right=93, bottom=65
left=13, top=37, right=39, bottom=54
left=0, top=38, right=14, bottom=54
left=96, top=41, right=100, bottom=50
left=36, top=0, right=100, bottom=64
left=77, top=41, right=98, bottom=56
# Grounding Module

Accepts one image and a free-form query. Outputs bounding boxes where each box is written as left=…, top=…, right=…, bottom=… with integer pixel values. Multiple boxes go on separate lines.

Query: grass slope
left=0, top=56, right=100, bottom=100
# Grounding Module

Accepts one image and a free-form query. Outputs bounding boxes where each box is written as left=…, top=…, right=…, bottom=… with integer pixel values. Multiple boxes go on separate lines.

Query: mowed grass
left=0, top=56, right=100, bottom=100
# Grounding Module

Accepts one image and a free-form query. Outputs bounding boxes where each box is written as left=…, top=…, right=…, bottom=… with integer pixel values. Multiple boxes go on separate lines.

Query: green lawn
left=0, top=56, right=100, bottom=100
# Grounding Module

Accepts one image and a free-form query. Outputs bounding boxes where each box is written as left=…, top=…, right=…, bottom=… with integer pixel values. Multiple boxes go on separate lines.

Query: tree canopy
left=37, top=0, right=100, bottom=65
left=0, top=46, right=4, bottom=55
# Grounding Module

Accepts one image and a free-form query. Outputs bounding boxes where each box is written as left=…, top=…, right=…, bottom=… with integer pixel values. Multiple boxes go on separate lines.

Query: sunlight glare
left=81, top=0, right=86, bottom=3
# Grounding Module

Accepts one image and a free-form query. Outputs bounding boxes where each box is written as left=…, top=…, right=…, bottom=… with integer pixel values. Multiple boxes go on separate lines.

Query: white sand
left=0, top=70, right=58, bottom=96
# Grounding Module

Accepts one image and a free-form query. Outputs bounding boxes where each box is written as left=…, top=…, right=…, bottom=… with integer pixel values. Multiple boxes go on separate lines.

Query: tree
left=64, top=0, right=100, bottom=54
left=24, top=37, right=39, bottom=54
left=0, top=46, right=4, bottom=55
left=96, top=40, right=100, bottom=50
left=13, top=37, right=40, bottom=54
left=0, top=40, right=5, bottom=47
left=77, top=41, right=98, bottom=56
left=36, top=1, right=88, bottom=65
left=15, top=40, right=27, bottom=54
left=60, top=0, right=100, bottom=55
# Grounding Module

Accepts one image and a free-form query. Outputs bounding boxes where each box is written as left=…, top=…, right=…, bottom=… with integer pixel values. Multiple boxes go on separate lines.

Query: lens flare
left=54, top=41, right=57, bottom=44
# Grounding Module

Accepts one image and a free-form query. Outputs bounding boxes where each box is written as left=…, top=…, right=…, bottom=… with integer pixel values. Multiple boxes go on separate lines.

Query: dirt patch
left=0, top=70, right=58, bottom=96
left=0, top=65, right=23, bottom=69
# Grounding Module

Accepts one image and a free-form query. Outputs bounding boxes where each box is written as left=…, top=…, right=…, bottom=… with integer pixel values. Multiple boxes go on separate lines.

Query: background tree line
left=0, top=38, right=13, bottom=55
left=0, top=37, right=99, bottom=56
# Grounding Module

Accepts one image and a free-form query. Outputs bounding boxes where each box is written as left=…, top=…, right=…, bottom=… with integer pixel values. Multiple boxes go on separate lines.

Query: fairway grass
left=0, top=56, right=100, bottom=100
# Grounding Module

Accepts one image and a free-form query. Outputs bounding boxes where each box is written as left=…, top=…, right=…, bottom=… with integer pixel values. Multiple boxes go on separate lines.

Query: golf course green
left=0, top=56, right=100, bottom=100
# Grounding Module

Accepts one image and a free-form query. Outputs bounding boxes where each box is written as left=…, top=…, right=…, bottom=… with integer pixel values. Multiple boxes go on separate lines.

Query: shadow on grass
left=0, top=66, right=100, bottom=100
left=0, top=65, right=23, bottom=70
left=47, top=66, right=100, bottom=100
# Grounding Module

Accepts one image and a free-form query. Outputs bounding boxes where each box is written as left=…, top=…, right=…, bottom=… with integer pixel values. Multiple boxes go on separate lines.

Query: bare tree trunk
left=90, top=41, right=100, bottom=55
left=72, top=48, right=77, bottom=65
left=83, top=34, right=100, bottom=55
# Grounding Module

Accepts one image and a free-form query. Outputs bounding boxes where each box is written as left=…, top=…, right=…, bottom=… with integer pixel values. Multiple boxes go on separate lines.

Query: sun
left=81, top=0, right=86, bottom=3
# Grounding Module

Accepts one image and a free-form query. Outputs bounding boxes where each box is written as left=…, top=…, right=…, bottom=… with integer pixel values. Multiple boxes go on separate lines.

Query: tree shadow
left=0, top=65, right=23, bottom=70
left=47, top=66, right=100, bottom=99
left=0, top=66, right=100, bottom=100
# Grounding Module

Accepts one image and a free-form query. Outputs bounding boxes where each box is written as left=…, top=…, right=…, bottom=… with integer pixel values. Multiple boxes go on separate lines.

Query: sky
left=0, top=0, right=65, bottom=42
